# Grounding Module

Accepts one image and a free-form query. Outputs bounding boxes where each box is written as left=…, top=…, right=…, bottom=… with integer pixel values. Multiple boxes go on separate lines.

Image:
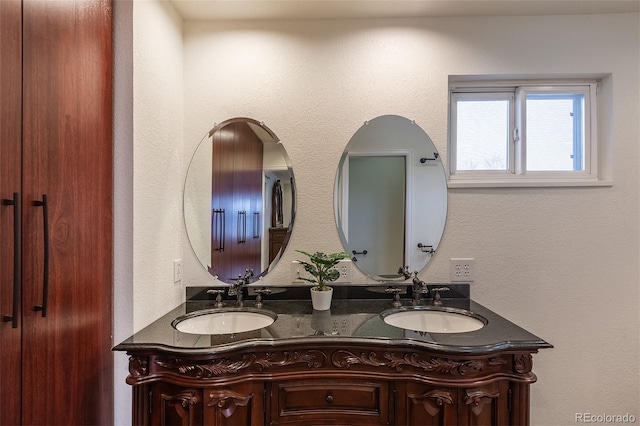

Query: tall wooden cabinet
left=210, top=119, right=263, bottom=281
left=0, top=0, right=113, bottom=424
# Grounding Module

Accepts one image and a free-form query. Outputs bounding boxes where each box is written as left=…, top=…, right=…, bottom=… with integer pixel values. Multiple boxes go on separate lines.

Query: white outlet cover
left=333, top=259, right=352, bottom=283
left=450, top=258, right=475, bottom=282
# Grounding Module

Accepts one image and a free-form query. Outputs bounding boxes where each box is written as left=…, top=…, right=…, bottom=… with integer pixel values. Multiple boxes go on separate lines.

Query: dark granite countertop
left=114, top=284, right=552, bottom=356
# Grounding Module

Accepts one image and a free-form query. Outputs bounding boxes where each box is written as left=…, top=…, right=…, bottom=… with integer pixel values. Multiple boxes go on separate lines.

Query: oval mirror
left=334, top=115, right=447, bottom=281
left=184, top=118, right=295, bottom=283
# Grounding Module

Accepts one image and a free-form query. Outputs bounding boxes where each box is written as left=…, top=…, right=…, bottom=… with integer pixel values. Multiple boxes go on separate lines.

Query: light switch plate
left=173, top=259, right=183, bottom=283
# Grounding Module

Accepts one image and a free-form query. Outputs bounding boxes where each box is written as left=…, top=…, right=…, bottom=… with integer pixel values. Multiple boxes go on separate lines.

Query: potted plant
left=295, top=250, right=350, bottom=310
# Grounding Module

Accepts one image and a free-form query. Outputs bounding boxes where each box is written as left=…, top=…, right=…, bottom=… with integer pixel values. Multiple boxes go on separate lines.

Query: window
left=448, top=77, right=609, bottom=187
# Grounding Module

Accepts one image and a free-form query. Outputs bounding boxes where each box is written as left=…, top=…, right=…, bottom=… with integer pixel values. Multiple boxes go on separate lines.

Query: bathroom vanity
left=114, top=286, right=551, bottom=425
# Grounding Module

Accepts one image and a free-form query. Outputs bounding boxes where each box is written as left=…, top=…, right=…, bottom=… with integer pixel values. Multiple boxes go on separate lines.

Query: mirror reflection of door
left=210, top=121, right=263, bottom=281
left=347, top=155, right=406, bottom=278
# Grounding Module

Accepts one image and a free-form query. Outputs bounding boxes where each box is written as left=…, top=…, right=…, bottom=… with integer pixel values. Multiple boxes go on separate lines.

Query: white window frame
left=450, top=91, right=515, bottom=177
left=448, top=77, right=610, bottom=188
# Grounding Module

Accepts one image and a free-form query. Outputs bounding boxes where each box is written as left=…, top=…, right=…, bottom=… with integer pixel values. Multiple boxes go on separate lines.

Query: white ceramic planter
left=310, top=286, right=333, bottom=311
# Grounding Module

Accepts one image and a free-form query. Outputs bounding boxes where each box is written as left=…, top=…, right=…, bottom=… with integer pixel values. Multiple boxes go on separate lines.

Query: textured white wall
left=132, top=0, right=184, bottom=331
left=120, top=8, right=639, bottom=424
left=178, top=14, right=639, bottom=424
left=113, top=1, right=134, bottom=424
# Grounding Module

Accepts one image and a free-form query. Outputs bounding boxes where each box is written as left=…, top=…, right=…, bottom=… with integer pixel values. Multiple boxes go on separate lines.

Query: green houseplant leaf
left=295, top=250, right=350, bottom=291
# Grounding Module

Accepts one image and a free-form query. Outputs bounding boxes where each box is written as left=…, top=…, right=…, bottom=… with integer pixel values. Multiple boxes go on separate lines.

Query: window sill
left=447, top=177, right=613, bottom=188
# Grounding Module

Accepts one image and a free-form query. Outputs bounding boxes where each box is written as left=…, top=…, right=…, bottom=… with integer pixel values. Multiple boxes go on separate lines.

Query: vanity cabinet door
left=458, top=381, right=511, bottom=426
left=269, top=379, right=391, bottom=425
left=0, top=2, right=23, bottom=424
left=395, top=382, right=458, bottom=426
left=203, top=382, right=265, bottom=425
left=150, top=383, right=204, bottom=426
left=396, top=380, right=513, bottom=426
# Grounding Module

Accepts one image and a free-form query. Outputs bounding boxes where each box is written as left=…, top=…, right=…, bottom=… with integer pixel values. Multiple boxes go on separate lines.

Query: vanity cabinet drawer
left=270, top=379, right=390, bottom=425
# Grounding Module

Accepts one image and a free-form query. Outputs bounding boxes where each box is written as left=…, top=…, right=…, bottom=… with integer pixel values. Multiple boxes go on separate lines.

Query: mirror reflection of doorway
left=348, top=155, right=405, bottom=278
left=334, top=115, right=447, bottom=280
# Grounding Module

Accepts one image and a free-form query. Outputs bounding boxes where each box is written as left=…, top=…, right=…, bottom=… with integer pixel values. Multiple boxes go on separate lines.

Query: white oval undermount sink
left=172, top=308, right=277, bottom=335
left=381, top=307, right=486, bottom=333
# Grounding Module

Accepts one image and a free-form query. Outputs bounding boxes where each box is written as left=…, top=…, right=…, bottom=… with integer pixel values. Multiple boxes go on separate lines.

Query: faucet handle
left=431, top=286, right=450, bottom=306
left=206, top=289, right=225, bottom=308
left=384, top=286, right=404, bottom=308
left=254, top=288, right=272, bottom=308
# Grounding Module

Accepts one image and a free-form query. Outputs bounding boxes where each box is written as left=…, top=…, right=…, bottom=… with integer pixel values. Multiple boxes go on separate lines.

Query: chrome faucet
left=228, top=269, right=254, bottom=307
left=228, top=276, right=244, bottom=307
left=411, top=276, right=429, bottom=306
left=398, top=266, right=412, bottom=280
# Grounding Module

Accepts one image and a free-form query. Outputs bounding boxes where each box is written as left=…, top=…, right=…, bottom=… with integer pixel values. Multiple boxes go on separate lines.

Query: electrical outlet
left=291, top=260, right=352, bottom=283
left=173, top=259, right=183, bottom=283
left=332, top=259, right=352, bottom=283
left=450, top=258, right=475, bottom=282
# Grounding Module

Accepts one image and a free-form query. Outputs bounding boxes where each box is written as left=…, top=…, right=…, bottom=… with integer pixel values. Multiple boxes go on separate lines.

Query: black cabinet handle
left=253, top=212, right=260, bottom=239
left=237, top=211, right=246, bottom=244
left=326, top=394, right=334, bottom=403
left=213, top=209, right=225, bottom=252
left=33, top=195, right=49, bottom=317
left=2, top=193, right=21, bottom=328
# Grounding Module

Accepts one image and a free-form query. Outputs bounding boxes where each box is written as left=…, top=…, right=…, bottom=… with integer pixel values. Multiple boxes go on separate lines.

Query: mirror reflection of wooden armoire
left=209, top=120, right=263, bottom=282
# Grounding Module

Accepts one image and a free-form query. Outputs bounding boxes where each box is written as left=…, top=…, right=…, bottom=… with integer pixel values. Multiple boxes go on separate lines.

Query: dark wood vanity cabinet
left=126, top=344, right=540, bottom=426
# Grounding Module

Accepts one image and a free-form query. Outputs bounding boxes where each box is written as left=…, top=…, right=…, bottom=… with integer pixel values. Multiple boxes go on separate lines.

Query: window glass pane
left=526, top=94, right=585, bottom=171
left=456, top=100, right=509, bottom=171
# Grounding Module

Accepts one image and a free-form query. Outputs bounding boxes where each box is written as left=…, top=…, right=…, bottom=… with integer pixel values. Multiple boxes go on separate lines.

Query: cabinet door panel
left=151, top=384, right=203, bottom=426
left=210, top=126, right=234, bottom=279
left=204, top=382, right=264, bottom=426
left=459, top=381, right=510, bottom=426
left=20, top=0, right=113, bottom=424
left=396, top=382, right=458, bottom=426
left=230, top=122, right=262, bottom=277
left=0, top=0, right=23, bottom=424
